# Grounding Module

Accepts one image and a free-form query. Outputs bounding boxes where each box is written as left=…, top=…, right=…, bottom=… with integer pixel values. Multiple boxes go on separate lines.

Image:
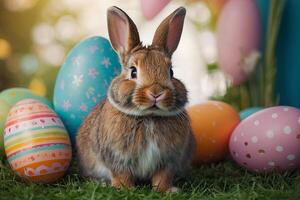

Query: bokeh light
left=28, top=78, right=47, bottom=96
left=187, top=1, right=211, bottom=25
left=0, top=39, right=12, bottom=60
left=55, top=16, right=80, bottom=42
left=4, top=0, right=38, bottom=11
left=32, top=23, right=56, bottom=46
left=36, top=43, right=65, bottom=67
left=1, top=0, right=227, bottom=102
left=20, top=54, right=39, bottom=74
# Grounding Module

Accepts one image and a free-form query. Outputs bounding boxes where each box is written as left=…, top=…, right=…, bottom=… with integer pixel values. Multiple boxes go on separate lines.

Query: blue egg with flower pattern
left=53, top=36, right=121, bottom=143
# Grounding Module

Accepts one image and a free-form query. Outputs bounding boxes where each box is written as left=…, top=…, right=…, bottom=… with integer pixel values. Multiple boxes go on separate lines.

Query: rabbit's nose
left=147, top=91, right=165, bottom=101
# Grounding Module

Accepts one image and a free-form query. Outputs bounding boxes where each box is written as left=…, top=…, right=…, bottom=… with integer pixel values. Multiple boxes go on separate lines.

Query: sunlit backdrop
left=0, top=0, right=228, bottom=105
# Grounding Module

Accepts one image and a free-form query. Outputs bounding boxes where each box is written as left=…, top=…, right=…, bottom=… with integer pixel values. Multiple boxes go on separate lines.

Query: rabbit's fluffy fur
left=76, top=6, right=196, bottom=192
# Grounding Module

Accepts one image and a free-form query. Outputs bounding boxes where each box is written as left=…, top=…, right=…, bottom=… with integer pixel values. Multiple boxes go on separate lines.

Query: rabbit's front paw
left=111, top=171, right=134, bottom=189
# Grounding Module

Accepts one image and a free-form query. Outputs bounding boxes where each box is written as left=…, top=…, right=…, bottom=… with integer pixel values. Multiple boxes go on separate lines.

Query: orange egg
left=187, top=101, right=240, bottom=164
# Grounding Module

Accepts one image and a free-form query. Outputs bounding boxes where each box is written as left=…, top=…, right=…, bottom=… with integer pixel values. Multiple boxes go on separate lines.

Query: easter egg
left=141, top=0, right=170, bottom=20
left=0, top=88, right=53, bottom=108
left=230, top=106, right=300, bottom=172
left=4, top=99, right=72, bottom=183
left=53, top=36, right=121, bottom=143
left=240, top=107, right=263, bottom=120
left=217, top=0, right=261, bottom=85
left=187, top=101, right=240, bottom=164
left=0, top=99, right=10, bottom=155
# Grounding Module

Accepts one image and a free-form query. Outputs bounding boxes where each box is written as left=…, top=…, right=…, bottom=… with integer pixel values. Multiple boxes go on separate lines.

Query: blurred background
left=0, top=0, right=299, bottom=110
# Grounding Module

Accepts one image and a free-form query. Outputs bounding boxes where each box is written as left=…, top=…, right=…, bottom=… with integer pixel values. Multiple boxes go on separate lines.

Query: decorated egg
left=141, top=0, right=170, bottom=20
left=240, top=107, right=263, bottom=120
left=217, top=0, right=261, bottom=85
left=0, top=99, right=10, bottom=155
left=187, top=101, right=240, bottom=164
left=0, top=88, right=53, bottom=108
left=53, top=36, right=121, bottom=143
left=230, top=106, right=300, bottom=172
left=4, top=99, right=72, bottom=183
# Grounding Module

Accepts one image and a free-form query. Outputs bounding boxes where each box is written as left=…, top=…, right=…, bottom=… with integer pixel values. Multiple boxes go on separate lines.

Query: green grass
left=1, top=156, right=300, bottom=200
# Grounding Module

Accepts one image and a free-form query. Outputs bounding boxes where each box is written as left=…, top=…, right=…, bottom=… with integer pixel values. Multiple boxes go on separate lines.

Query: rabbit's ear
left=152, top=7, right=186, bottom=57
left=107, top=6, right=140, bottom=55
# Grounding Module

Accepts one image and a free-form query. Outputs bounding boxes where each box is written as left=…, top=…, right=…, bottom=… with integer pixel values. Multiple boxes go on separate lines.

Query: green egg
left=0, top=88, right=53, bottom=108
left=0, top=99, right=11, bottom=155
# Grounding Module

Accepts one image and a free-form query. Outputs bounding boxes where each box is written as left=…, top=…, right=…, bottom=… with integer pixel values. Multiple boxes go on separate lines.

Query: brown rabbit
left=76, top=6, right=195, bottom=193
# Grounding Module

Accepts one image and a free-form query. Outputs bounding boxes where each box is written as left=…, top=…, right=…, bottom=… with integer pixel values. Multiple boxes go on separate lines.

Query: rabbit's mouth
left=149, top=104, right=159, bottom=110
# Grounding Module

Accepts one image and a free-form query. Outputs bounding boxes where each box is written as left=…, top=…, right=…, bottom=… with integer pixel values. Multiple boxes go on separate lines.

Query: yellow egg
left=187, top=101, right=240, bottom=164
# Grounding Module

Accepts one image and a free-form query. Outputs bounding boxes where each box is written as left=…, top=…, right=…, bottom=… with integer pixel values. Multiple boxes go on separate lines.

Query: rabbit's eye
left=130, top=66, right=137, bottom=79
left=170, top=68, right=174, bottom=79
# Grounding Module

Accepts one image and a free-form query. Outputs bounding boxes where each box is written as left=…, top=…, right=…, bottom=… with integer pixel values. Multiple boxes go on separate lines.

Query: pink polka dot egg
left=230, top=106, right=300, bottom=172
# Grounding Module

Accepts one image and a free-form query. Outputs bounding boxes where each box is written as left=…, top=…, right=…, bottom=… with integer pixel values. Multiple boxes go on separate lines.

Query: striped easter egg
left=4, top=99, right=72, bottom=183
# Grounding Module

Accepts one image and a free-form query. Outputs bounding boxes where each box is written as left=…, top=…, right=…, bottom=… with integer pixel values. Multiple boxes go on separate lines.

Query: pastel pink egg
left=230, top=106, right=300, bottom=173
left=141, top=0, right=170, bottom=20
left=217, top=0, right=261, bottom=85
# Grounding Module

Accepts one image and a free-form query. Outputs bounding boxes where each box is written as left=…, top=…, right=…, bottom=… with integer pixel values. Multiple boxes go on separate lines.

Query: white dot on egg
left=275, top=145, right=284, bottom=152
left=241, top=132, right=244, bottom=137
left=271, top=113, right=278, bottom=119
left=283, top=107, right=289, bottom=111
left=287, top=154, right=296, bottom=161
left=251, top=136, right=258, bottom=143
left=283, top=126, right=292, bottom=134
left=266, top=130, right=275, bottom=138
left=268, top=161, right=275, bottom=166
left=254, top=120, right=260, bottom=126
left=298, top=117, right=300, bottom=124
left=233, top=136, right=237, bottom=142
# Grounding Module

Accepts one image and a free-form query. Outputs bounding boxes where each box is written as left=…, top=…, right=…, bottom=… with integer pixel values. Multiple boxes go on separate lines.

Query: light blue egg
left=53, top=36, right=121, bottom=143
left=239, top=107, right=263, bottom=120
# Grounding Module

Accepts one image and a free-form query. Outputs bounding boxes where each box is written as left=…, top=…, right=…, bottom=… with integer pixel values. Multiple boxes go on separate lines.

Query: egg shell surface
left=230, top=106, right=300, bottom=172
left=0, top=99, right=10, bottom=155
left=217, top=0, right=261, bottom=85
left=53, top=36, right=121, bottom=142
left=240, top=107, right=263, bottom=120
left=4, top=99, right=72, bottom=183
left=187, top=101, right=240, bottom=164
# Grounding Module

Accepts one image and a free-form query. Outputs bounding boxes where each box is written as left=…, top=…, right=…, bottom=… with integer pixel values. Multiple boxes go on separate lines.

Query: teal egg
left=239, top=107, right=263, bottom=120
left=53, top=36, right=121, bottom=143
